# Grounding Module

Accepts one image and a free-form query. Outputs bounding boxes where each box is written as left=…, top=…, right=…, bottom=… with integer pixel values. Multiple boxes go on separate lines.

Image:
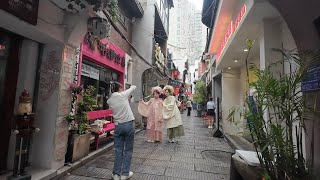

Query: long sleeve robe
left=162, top=96, right=183, bottom=129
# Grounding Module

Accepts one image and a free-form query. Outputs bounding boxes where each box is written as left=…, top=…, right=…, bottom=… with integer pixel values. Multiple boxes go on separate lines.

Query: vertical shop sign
left=73, top=47, right=80, bottom=85
left=0, top=0, right=39, bottom=25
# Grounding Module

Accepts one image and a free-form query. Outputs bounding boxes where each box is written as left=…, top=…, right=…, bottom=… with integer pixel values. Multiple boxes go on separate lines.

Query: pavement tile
left=72, top=166, right=112, bottom=179
left=164, top=168, right=197, bottom=179
left=143, top=159, right=194, bottom=170
left=61, top=113, right=233, bottom=180
left=195, top=164, right=230, bottom=174
left=196, top=171, right=230, bottom=180
left=60, top=175, right=100, bottom=180
left=136, top=165, right=166, bottom=175
left=130, top=172, right=166, bottom=180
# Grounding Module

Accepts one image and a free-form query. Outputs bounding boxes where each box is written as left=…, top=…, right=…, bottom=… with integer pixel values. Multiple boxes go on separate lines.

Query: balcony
left=125, top=0, right=144, bottom=18
left=202, top=0, right=219, bottom=28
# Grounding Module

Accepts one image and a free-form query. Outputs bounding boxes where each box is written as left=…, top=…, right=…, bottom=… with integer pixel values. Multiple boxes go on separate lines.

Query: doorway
left=0, top=29, right=21, bottom=173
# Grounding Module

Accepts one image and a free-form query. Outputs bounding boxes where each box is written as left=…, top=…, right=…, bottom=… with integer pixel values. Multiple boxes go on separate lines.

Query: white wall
left=132, top=0, right=155, bottom=63
left=221, top=69, right=243, bottom=135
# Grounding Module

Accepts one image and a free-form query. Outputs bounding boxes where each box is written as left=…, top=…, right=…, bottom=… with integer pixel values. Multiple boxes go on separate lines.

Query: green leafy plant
left=65, top=0, right=118, bottom=20
left=67, top=85, right=96, bottom=135
left=228, top=47, right=320, bottom=179
left=193, top=80, right=207, bottom=106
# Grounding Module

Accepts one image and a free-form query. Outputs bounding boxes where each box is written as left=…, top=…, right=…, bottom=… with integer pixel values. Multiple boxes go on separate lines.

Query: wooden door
left=0, top=29, right=20, bottom=173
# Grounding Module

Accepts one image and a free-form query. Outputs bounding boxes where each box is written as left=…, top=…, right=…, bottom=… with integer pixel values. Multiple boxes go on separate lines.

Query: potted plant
left=227, top=41, right=320, bottom=179
left=193, top=80, right=207, bottom=117
left=65, top=83, right=96, bottom=163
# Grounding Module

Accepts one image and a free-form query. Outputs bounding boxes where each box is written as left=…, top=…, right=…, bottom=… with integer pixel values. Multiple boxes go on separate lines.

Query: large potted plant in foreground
left=65, top=84, right=96, bottom=163
left=228, top=44, right=320, bottom=179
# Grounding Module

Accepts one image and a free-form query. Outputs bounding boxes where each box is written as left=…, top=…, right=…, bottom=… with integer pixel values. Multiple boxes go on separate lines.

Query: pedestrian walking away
left=107, top=82, right=136, bottom=180
left=162, top=85, right=185, bottom=143
left=186, top=99, right=192, bottom=116
left=206, top=97, right=215, bottom=129
left=138, top=86, right=164, bottom=143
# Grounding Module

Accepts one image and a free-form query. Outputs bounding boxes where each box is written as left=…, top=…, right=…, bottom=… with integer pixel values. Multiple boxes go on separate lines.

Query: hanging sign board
left=81, top=64, right=91, bottom=78
left=0, top=0, right=39, bottom=25
left=90, top=67, right=99, bottom=80
left=81, top=64, right=100, bottom=80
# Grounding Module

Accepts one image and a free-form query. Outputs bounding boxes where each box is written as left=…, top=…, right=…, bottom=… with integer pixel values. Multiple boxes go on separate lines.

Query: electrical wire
left=102, top=10, right=167, bottom=77
left=117, top=6, right=190, bottom=50
left=38, top=17, right=66, bottom=26
left=201, top=0, right=216, bottom=20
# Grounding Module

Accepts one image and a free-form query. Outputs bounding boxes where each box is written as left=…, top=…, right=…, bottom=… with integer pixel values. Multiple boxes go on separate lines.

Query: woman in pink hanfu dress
left=139, top=86, right=164, bottom=142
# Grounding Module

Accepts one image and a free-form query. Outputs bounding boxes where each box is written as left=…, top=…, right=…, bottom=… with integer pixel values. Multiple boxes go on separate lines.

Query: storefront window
left=81, top=59, right=119, bottom=110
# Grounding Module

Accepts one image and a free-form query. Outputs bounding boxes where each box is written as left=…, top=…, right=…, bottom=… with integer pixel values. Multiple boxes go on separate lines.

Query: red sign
left=198, top=61, right=206, bottom=78
left=174, top=87, right=180, bottom=95
left=216, top=5, right=246, bottom=60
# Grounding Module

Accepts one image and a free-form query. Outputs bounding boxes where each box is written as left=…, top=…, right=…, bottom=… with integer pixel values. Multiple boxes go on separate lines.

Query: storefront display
left=79, top=36, right=126, bottom=117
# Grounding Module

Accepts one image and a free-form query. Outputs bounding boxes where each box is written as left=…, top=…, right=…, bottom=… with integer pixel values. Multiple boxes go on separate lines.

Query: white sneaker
left=120, top=172, right=134, bottom=180
left=112, top=174, right=120, bottom=180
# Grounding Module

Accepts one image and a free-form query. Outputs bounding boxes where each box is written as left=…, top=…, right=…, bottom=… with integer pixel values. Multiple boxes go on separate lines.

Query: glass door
left=0, top=30, right=20, bottom=173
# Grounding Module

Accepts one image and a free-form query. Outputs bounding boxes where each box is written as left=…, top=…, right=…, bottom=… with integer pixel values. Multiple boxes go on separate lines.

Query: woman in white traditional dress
left=162, top=85, right=185, bottom=143
left=138, top=86, right=164, bottom=142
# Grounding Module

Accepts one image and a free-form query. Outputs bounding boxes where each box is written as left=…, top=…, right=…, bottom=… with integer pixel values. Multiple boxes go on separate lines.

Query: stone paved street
left=60, top=112, right=233, bottom=180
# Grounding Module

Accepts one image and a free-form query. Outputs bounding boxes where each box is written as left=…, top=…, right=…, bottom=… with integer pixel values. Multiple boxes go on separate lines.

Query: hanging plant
left=65, top=0, right=118, bottom=20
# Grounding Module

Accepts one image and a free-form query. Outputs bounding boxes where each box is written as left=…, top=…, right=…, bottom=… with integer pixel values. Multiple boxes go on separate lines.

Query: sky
left=188, top=0, right=203, bottom=10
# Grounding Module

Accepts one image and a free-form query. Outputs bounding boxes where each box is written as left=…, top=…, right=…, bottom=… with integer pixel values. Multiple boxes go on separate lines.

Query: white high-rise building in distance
left=168, top=0, right=206, bottom=85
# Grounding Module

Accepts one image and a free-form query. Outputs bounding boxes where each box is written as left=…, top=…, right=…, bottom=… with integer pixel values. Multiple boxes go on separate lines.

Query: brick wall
left=109, top=20, right=132, bottom=56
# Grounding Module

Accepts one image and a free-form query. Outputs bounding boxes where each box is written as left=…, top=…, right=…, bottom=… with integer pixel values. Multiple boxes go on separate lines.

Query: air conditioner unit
left=202, top=54, right=211, bottom=60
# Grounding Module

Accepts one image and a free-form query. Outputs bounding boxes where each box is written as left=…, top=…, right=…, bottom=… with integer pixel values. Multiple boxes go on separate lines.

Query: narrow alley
left=60, top=113, right=233, bottom=180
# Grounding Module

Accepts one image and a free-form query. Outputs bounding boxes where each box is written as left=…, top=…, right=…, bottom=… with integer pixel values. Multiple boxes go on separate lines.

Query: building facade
left=130, top=0, right=174, bottom=127
left=202, top=0, right=320, bottom=174
left=168, top=0, right=207, bottom=84
left=0, top=0, right=144, bottom=178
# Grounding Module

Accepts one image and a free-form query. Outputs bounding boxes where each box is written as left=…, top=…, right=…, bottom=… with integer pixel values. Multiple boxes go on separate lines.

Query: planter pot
left=230, top=154, right=262, bottom=180
left=65, top=132, right=91, bottom=163
left=197, top=110, right=202, bottom=117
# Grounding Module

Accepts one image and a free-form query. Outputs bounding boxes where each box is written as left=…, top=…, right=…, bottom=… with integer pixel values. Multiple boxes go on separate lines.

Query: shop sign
left=81, top=64, right=90, bottom=78
left=154, top=43, right=166, bottom=73
left=0, top=0, right=39, bottom=25
left=81, top=64, right=100, bottom=80
left=302, top=66, right=320, bottom=92
left=90, top=67, right=99, bottom=80
left=216, top=5, right=246, bottom=61
left=86, top=33, right=125, bottom=68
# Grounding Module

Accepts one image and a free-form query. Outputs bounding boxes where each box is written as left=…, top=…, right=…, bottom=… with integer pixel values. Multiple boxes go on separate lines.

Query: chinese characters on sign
left=0, top=0, right=39, bottom=25
left=86, top=33, right=125, bottom=68
left=216, top=5, right=246, bottom=61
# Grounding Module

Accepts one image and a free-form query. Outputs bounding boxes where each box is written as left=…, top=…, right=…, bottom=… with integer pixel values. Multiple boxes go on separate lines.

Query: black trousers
left=187, top=107, right=191, bottom=116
